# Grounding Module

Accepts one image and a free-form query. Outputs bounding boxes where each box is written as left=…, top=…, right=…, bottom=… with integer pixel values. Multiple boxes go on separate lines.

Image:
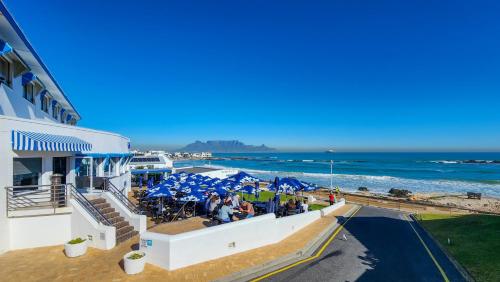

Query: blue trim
left=22, top=72, right=37, bottom=86
left=0, top=2, right=81, bottom=119
left=0, top=40, right=12, bottom=56
left=76, top=153, right=133, bottom=158
left=11, top=130, right=92, bottom=152
left=131, top=168, right=172, bottom=175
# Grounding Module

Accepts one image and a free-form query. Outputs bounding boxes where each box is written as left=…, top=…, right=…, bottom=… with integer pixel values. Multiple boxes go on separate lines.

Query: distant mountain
left=179, top=140, right=276, bottom=153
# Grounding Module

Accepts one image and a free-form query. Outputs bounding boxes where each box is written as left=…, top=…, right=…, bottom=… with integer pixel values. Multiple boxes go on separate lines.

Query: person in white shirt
left=231, top=194, right=240, bottom=209
left=302, top=199, right=309, bottom=213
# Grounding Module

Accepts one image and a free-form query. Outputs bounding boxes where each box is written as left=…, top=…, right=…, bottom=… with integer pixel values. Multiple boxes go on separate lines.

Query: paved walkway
left=260, top=206, right=465, bottom=282
left=0, top=205, right=353, bottom=282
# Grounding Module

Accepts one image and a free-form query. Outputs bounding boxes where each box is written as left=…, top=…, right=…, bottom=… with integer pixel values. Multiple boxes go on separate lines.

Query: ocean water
left=174, top=152, right=500, bottom=197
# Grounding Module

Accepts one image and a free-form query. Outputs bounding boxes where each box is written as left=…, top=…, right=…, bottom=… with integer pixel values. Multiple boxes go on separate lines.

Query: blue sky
left=5, top=0, right=500, bottom=151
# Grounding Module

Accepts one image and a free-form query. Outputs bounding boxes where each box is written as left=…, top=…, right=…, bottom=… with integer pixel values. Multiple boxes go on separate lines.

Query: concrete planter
left=124, top=251, right=146, bottom=275
left=64, top=240, right=88, bottom=258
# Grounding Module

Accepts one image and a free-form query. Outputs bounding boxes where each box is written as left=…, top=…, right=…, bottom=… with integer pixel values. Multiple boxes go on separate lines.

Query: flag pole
left=330, top=160, right=333, bottom=192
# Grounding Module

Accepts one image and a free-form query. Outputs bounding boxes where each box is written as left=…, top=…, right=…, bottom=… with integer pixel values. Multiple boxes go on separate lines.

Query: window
left=60, top=111, right=67, bottom=123
left=23, top=83, right=35, bottom=104
left=53, top=105, right=59, bottom=119
left=75, top=158, right=91, bottom=177
left=41, top=96, right=50, bottom=113
left=13, top=158, right=42, bottom=187
left=0, top=57, right=12, bottom=87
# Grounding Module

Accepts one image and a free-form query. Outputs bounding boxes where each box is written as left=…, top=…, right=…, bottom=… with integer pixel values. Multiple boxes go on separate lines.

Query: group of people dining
left=205, top=193, right=255, bottom=224
left=203, top=191, right=311, bottom=225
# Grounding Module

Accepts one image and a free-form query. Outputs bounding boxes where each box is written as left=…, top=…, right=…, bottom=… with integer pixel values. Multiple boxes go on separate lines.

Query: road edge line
left=405, top=214, right=450, bottom=282
left=409, top=214, right=474, bottom=282
left=249, top=205, right=363, bottom=282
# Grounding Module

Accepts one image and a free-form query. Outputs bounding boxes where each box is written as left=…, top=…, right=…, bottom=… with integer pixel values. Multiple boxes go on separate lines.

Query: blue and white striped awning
left=11, top=130, right=92, bottom=152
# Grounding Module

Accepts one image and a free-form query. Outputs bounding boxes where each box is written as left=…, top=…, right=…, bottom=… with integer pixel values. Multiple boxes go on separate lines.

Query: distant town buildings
left=130, top=150, right=212, bottom=160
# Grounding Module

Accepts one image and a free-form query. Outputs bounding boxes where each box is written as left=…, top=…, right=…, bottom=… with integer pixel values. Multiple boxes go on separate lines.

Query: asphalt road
left=260, top=206, right=465, bottom=282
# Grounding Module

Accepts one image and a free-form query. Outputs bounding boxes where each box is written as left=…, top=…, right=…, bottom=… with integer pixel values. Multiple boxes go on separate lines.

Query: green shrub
left=128, top=252, right=145, bottom=260
left=68, top=237, right=86, bottom=244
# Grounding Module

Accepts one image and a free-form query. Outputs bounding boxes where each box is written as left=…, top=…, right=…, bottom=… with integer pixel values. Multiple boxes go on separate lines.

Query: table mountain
left=179, top=140, right=276, bottom=153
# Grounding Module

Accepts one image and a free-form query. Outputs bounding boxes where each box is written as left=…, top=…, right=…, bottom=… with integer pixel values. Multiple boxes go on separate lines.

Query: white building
left=0, top=2, right=144, bottom=255
left=128, top=154, right=173, bottom=170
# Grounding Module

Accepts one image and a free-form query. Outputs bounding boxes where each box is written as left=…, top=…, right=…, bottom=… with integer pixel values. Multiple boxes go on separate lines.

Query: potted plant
left=64, top=237, right=88, bottom=258
left=123, top=251, right=146, bottom=274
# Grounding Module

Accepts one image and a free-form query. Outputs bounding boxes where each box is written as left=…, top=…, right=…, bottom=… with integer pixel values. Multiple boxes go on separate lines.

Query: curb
left=409, top=214, right=475, bottom=282
left=216, top=205, right=360, bottom=282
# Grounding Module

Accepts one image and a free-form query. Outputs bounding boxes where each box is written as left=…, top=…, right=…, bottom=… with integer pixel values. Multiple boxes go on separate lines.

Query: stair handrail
left=68, top=183, right=112, bottom=226
left=104, top=178, right=140, bottom=214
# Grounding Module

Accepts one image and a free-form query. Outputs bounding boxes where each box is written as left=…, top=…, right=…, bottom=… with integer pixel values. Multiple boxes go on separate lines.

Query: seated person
left=286, top=199, right=296, bottom=215
left=302, top=199, right=309, bottom=213
left=231, top=194, right=240, bottom=209
left=209, top=195, right=221, bottom=217
left=217, top=200, right=234, bottom=223
left=239, top=201, right=255, bottom=218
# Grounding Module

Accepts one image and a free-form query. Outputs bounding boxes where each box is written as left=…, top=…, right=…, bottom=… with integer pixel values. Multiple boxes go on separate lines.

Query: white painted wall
left=70, top=199, right=116, bottom=250
left=0, top=129, right=13, bottom=254
left=109, top=172, right=132, bottom=195
left=0, top=80, right=60, bottom=123
left=200, top=169, right=239, bottom=179
left=320, top=199, right=346, bottom=217
left=140, top=199, right=347, bottom=271
left=102, top=192, right=146, bottom=233
left=0, top=115, right=129, bottom=153
left=275, top=210, right=322, bottom=239
left=141, top=214, right=277, bottom=270
left=9, top=213, right=72, bottom=250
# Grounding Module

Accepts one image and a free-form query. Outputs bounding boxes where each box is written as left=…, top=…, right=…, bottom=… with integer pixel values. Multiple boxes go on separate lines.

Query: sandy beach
left=310, top=189, right=500, bottom=214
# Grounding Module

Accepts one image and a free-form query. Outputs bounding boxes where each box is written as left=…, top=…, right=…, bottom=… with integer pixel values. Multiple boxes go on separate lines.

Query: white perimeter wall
left=9, top=213, right=72, bottom=250
left=141, top=200, right=345, bottom=270
left=70, top=199, right=116, bottom=250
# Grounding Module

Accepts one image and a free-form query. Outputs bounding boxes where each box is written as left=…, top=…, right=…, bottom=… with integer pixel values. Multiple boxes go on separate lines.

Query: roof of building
left=0, top=2, right=81, bottom=120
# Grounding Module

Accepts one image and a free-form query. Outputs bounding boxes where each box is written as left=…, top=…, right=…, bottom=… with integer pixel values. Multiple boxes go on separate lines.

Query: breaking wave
left=207, top=164, right=500, bottom=197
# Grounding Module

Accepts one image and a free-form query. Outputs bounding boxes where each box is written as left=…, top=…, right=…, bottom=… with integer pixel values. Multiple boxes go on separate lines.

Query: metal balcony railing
left=67, top=183, right=112, bottom=226
left=5, top=183, right=112, bottom=225
left=5, top=184, right=69, bottom=213
left=104, top=178, right=140, bottom=214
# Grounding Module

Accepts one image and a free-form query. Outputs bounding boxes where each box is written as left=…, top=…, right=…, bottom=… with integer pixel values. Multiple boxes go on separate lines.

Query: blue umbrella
left=178, top=191, right=208, bottom=202
left=275, top=177, right=303, bottom=195
left=300, top=180, right=319, bottom=192
left=241, top=185, right=256, bottom=195
left=146, top=185, right=173, bottom=198
left=227, top=171, right=261, bottom=183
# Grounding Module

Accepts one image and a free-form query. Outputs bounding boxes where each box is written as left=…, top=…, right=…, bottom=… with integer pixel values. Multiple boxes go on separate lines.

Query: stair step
left=113, top=221, right=128, bottom=229
left=108, top=216, right=124, bottom=224
left=100, top=207, right=115, bottom=214
left=89, top=198, right=106, bottom=205
left=104, top=211, right=120, bottom=219
left=116, top=230, right=139, bottom=244
left=94, top=202, right=111, bottom=210
left=116, top=225, right=134, bottom=236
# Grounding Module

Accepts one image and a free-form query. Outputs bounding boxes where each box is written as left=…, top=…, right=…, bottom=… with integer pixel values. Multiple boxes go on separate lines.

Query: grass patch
left=417, top=213, right=500, bottom=282
left=241, top=190, right=306, bottom=203
left=309, top=204, right=326, bottom=211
